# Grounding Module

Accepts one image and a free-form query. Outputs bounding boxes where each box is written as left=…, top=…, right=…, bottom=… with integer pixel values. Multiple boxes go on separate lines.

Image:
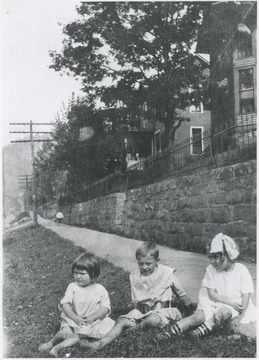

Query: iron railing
left=80, top=114, right=256, bottom=201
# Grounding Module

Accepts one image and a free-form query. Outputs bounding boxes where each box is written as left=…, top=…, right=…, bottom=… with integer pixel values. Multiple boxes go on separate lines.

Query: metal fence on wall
left=81, top=114, right=256, bottom=201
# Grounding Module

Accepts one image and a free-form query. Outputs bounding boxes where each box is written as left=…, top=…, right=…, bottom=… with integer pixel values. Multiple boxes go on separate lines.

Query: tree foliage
left=37, top=2, right=209, bottom=205
left=35, top=95, right=133, bottom=205
left=50, top=2, right=206, bottom=146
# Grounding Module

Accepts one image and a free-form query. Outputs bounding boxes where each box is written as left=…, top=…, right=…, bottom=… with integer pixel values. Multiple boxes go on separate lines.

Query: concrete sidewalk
left=37, top=217, right=256, bottom=298
left=36, top=216, right=256, bottom=337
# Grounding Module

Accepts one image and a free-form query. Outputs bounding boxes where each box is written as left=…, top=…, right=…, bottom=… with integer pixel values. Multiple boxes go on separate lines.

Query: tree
left=50, top=2, right=206, bottom=147
left=34, top=95, right=133, bottom=204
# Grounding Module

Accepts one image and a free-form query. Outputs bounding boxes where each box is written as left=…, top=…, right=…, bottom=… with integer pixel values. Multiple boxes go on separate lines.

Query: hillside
left=3, top=141, right=42, bottom=221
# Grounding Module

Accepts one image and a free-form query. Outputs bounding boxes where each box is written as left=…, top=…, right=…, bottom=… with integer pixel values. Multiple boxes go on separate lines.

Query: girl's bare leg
left=176, top=310, right=205, bottom=332
left=49, top=334, right=79, bottom=357
left=38, top=326, right=74, bottom=354
left=80, top=318, right=131, bottom=350
left=213, top=307, right=232, bottom=326
left=188, top=307, right=232, bottom=338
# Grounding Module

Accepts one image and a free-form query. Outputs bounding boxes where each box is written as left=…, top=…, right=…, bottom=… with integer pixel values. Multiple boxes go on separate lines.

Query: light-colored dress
left=60, top=282, right=115, bottom=338
left=121, top=264, right=191, bottom=327
left=56, top=212, right=64, bottom=219
left=197, top=263, right=256, bottom=324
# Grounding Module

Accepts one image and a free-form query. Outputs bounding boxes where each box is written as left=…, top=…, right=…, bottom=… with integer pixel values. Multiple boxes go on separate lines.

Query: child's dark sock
left=190, top=323, right=212, bottom=338
left=170, top=322, right=183, bottom=335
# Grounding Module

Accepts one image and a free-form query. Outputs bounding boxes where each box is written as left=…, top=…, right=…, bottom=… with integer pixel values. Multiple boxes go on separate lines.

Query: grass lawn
left=3, top=225, right=256, bottom=358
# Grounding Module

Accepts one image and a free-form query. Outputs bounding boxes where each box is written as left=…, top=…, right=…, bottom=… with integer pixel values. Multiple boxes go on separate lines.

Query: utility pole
left=9, top=121, right=53, bottom=226
left=18, top=175, right=32, bottom=212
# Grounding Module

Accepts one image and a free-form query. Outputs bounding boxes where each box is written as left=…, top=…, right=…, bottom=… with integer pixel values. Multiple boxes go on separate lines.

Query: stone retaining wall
left=120, top=161, right=256, bottom=257
left=39, top=160, right=256, bottom=258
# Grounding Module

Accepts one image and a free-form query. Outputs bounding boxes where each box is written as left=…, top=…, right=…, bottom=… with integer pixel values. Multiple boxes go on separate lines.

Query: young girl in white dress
left=38, top=252, right=114, bottom=357
left=164, top=233, right=256, bottom=338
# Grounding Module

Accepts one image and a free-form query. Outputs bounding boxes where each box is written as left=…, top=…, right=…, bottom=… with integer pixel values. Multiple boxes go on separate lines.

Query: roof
left=195, top=53, right=210, bottom=65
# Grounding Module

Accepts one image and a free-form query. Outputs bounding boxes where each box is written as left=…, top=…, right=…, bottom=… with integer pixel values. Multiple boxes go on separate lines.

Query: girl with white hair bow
left=161, top=233, right=256, bottom=339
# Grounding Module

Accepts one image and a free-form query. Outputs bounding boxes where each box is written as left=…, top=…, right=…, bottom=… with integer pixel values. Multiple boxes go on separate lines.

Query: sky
left=1, top=0, right=83, bottom=147
left=1, top=1, right=210, bottom=148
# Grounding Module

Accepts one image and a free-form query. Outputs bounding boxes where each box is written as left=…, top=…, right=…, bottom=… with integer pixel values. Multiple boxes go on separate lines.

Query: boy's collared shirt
left=130, top=264, right=191, bottom=307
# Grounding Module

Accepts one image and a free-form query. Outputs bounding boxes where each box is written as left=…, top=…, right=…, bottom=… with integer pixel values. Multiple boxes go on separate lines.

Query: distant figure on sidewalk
left=38, top=252, right=115, bottom=357
left=55, top=210, right=64, bottom=224
left=80, top=241, right=194, bottom=351
left=163, top=233, right=256, bottom=339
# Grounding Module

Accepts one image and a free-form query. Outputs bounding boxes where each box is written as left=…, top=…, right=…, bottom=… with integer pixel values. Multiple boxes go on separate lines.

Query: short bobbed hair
left=135, top=241, right=159, bottom=260
left=72, top=252, right=100, bottom=279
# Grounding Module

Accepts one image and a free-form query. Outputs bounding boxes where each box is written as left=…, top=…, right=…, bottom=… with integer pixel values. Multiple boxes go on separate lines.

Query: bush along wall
left=39, top=160, right=256, bottom=260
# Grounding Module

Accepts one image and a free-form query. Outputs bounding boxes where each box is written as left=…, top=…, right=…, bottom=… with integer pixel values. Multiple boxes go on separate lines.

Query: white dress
left=60, top=282, right=115, bottom=338
left=198, top=263, right=256, bottom=324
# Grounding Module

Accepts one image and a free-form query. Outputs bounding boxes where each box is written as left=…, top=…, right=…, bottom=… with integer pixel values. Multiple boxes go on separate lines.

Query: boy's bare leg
left=49, top=335, right=79, bottom=357
left=132, top=313, right=162, bottom=331
left=177, top=310, right=205, bottom=332
left=80, top=318, right=131, bottom=350
left=38, top=326, right=72, bottom=352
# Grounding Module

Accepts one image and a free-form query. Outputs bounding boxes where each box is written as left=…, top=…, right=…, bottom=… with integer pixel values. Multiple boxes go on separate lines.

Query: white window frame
left=233, top=57, right=256, bottom=116
left=237, top=66, right=255, bottom=115
left=190, top=126, right=204, bottom=155
left=152, top=130, right=161, bottom=155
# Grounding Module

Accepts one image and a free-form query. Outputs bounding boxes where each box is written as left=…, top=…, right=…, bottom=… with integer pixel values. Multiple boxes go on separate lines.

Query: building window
left=189, top=102, right=203, bottom=113
left=143, top=102, right=148, bottom=112
left=239, top=68, right=255, bottom=114
left=153, top=130, right=161, bottom=154
left=190, top=127, right=203, bottom=155
left=237, top=25, right=252, bottom=59
left=141, top=118, right=149, bottom=129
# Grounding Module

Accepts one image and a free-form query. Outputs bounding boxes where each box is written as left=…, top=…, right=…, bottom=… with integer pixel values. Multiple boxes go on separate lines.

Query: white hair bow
left=210, top=233, right=239, bottom=260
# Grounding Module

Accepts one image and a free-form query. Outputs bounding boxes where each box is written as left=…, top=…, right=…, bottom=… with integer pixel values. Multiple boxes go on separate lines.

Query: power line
left=11, top=140, right=52, bottom=143
left=9, top=121, right=54, bottom=226
left=9, top=122, right=54, bottom=125
left=10, top=131, right=53, bottom=134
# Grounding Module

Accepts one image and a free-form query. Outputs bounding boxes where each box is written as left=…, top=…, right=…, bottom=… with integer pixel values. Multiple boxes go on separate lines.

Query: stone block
left=246, top=224, right=256, bottom=241
left=245, top=241, right=256, bottom=258
left=215, top=167, right=234, bottom=180
left=226, top=190, right=246, bottom=205
left=176, top=197, right=189, bottom=210
left=184, top=223, right=205, bottom=237
left=169, top=189, right=181, bottom=200
left=233, top=205, right=256, bottom=222
left=205, top=192, right=225, bottom=206
left=246, top=175, right=256, bottom=187
left=170, top=222, right=185, bottom=234
left=218, top=178, right=243, bottom=193
left=181, top=209, right=208, bottom=223
left=185, top=184, right=202, bottom=197
left=245, top=189, right=256, bottom=204
left=234, top=236, right=248, bottom=253
left=235, top=161, right=256, bottom=177
left=221, top=221, right=252, bottom=239
left=209, top=206, right=231, bottom=223
left=157, top=210, right=170, bottom=222
left=202, top=223, right=224, bottom=239
left=201, top=182, right=218, bottom=195
left=188, top=195, right=207, bottom=209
